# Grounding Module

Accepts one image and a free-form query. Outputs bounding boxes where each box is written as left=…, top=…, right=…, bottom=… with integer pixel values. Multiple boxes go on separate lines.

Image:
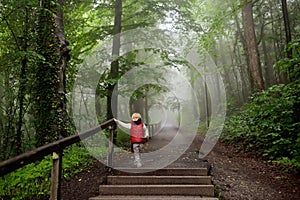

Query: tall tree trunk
left=233, top=11, right=249, bottom=103
left=0, top=81, right=4, bottom=160
left=269, top=0, right=285, bottom=84
left=258, top=7, right=275, bottom=88
left=218, top=38, right=235, bottom=103
left=34, top=0, right=57, bottom=146
left=34, top=0, right=69, bottom=146
left=204, top=75, right=210, bottom=129
left=281, top=0, right=293, bottom=82
left=239, top=65, right=250, bottom=102
left=107, top=0, right=122, bottom=120
left=16, top=51, right=27, bottom=155
left=55, top=0, right=70, bottom=138
left=242, top=0, right=264, bottom=91
left=15, top=8, right=29, bottom=155
left=281, top=0, right=292, bottom=58
left=190, top=68, right=200, bottom=119
left=262, top=36, right=276, bottom=88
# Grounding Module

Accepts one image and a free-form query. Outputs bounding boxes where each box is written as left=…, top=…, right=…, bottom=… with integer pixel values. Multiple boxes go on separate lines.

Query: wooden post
left=151, top=124, right=154, bottom=137
left=50, top=151, right=62, bottom=200
left=148, top=124, right=151, bottom=138
left=108, top=125, right=115, bottom=168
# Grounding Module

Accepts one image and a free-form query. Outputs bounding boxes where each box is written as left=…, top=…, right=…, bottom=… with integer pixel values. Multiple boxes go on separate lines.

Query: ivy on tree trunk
left=33, top=0, right=70, bottom=146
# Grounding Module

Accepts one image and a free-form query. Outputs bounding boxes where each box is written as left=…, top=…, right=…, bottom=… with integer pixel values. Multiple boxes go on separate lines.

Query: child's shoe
left=136, top=162, right=142, bottom=168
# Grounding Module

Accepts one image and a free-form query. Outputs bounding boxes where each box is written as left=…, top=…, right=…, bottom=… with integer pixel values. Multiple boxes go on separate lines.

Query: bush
left=222, top=83, right=300, bottom=169
left=0, top=145, right=96, bottom=200
left=275, top=39, right=300, bottom=81
left=115, top=128, right=131, bottom=150
left=0, top=157, right=52, bottom=200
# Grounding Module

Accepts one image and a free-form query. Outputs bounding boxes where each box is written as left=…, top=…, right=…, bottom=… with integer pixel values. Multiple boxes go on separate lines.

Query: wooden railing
left=147, top=122, right=160, bottom=138
left=0, top=119, right=116, bottom=200
left=0, top=119, right=160, bottom=200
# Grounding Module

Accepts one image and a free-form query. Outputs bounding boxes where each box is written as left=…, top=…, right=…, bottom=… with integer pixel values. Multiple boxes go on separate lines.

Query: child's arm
left=143, top=124, right=149, bottom=138
left=114, top=119, right=131, bottom=129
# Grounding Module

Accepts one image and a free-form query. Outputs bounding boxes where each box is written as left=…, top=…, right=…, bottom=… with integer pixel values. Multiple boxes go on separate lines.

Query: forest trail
left=61, top=128, right=300, bottom=200
left=112, top=127, right=208, bottom=169
left=204, top=136, right=300, bottom=200
left=88, top=127, right=216, bottom=199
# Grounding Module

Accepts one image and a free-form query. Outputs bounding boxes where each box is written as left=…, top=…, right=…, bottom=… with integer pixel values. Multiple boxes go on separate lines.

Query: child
left=114, top=113, right=149, bottom=167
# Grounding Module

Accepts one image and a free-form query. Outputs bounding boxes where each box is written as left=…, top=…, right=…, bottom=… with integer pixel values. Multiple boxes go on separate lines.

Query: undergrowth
left=0, top=144, right=99, bottom=200
left=222, top=83, right=300, bottom=171
left=223, top=40, right=300, bottom=171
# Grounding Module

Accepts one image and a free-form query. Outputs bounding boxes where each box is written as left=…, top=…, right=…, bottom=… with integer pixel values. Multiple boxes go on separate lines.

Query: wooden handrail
left=0, top=118, right=116, bottom=177
left=0, top=118, right=159, bottom=200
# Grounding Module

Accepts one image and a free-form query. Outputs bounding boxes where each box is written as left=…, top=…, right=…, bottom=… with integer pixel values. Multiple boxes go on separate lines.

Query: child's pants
left=132, top=143, right=143, bottom=164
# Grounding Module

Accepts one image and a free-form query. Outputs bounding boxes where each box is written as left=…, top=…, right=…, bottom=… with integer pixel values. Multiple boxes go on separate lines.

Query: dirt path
left=61, top=130, right=300, bottom=200
left=204, top=138, right=300, bottom=200
left=112, top=127, right=209, bottom=169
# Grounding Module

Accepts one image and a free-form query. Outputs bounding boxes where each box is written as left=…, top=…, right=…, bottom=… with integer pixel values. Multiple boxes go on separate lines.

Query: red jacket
left=130, top=122, right=145, bottom=143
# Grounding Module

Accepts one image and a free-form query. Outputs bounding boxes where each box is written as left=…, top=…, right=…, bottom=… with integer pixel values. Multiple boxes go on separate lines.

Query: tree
left=33, top=0, right=70, bottom=146
left=281, top=0, right=292, bottom=59
left=15, top=7, right=29, bottom=156
left=242, top=0, right=264, bottom=91
left=257, top=4, right=276, bottom=88
left=0, top=0, right=38, bottom=158
left=55, top=0, right=71, bottom=138
left=107, top=0, right=122, bottom=120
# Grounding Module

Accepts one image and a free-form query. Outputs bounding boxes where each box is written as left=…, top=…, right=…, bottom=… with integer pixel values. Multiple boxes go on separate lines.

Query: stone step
left=90, top=195, right=219, bottom=200
left=112, top=168, right=208, bottom=176
left=98, top=185, right=215, bottom=196
left=107, top=175, right=212, bottom=185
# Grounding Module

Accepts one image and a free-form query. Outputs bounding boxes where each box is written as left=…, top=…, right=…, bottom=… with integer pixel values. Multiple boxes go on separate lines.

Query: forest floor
left=60, top=131, right=300, bottom=200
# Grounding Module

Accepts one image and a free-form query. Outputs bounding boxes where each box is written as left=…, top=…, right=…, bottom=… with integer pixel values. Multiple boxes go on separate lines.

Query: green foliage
left=61, top=145, right=94, bottom=180
left=115, top=128, right=131, bottom=150
left=275, top=39, right=300, bottom=81
left=197, top=121, right=208, bottom=133
left=0, top=157, right=52, bottom=200
left=222, top=83, right=300, bottom=169
left=0, top=145, right=95, bottom=200
left=0, top=0, right=40, bottom=160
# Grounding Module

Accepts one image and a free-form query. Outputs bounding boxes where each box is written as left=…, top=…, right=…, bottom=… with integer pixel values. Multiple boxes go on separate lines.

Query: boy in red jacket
left=114, top=113, right=149, bottom=167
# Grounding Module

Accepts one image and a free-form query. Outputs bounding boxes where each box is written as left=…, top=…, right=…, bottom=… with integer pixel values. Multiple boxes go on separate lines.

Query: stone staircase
left=89, top=167, right=218, bottom=200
